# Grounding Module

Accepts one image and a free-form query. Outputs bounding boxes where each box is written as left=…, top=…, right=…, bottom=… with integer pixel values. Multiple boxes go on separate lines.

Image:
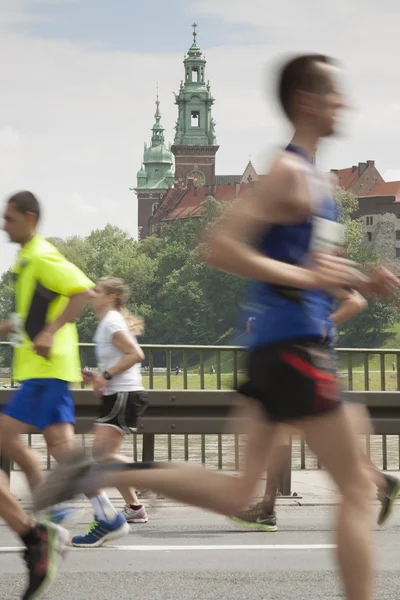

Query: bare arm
left=44, top=291, right=91, bottom=336
left=106, top=331, right=144, bottom=377
left=330, top=289, right=368, bottom=326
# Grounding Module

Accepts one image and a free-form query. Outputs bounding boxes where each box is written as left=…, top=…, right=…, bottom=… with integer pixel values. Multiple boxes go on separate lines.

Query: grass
left=1, top=370, right=400, bottom=391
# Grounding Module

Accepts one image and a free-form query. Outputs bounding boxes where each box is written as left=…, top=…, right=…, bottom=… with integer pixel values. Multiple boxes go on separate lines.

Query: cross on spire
left=192, top=22, right=198, bottom=42
left=155, top=83, right=160, bottom=118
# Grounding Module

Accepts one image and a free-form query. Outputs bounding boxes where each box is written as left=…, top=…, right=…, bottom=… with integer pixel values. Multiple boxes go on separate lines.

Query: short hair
left=277, top=54, right=336, bottom=119
left=8, top=191, right=41, bottom=222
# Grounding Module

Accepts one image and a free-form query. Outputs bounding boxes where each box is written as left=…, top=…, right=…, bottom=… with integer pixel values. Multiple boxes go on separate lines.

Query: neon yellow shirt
left=12, top=235, right=94, bottom=382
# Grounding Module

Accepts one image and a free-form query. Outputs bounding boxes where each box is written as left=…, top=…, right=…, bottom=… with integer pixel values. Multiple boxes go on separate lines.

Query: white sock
left=89, top=492, right=119, bottom=522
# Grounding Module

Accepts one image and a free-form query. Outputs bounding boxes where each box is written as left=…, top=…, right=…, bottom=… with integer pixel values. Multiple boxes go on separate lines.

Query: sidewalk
left=9, top=468, right=395, bottom=508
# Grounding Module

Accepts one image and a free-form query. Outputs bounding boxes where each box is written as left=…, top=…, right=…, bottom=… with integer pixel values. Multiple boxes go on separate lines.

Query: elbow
left=136, top=348, right=145, bottom=363
left=351, top=293, right=368, bottom=313
left=130, top=348, right=145, bottom=365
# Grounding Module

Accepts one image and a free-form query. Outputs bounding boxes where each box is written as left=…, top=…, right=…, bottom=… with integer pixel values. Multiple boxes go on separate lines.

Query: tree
left=334, top=187, right=399, bottom=347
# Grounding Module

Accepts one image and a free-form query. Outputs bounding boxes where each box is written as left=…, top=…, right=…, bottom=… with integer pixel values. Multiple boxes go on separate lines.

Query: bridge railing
left=1, top=343, right=400, bottom=496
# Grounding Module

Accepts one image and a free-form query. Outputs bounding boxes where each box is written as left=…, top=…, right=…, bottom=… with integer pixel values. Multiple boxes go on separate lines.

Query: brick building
left=133, top=27, right=400, bottom=254
left=133, top=25, right=258, bottom=239
left=331, top=161, right=400, bottom=260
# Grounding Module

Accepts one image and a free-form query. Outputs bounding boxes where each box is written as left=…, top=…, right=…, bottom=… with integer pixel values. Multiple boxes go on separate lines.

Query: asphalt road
left=1, top=505, right=400, bottom=599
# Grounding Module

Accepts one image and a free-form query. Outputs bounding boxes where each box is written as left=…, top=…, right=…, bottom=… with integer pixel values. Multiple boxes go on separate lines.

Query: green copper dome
left=137, top=165, right=147, bottom=178
left=143, top=143, right=173, bottom=165
left=135, top=92, right=175, bottom=190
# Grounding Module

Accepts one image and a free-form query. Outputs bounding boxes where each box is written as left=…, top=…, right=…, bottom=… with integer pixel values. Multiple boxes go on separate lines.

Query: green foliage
left=334, top=187, right=399, bottom=348
left=0, top=196, right=243, bottom=356
left=2, top=190, right=396, bottom=353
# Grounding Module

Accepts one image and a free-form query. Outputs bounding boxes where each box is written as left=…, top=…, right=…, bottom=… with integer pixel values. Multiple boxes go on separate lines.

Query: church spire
left=173, top=24, right=216, bottom=146
left=151, top=87, right=164, bottom=147
left=155, top=83, right=161, bottom=119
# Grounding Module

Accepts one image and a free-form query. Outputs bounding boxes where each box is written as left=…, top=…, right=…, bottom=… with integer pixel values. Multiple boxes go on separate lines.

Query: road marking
left=0, top=543, right=336, bottom=553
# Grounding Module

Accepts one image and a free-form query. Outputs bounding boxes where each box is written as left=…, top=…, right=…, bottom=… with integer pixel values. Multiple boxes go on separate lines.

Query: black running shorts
left=95, top=390, right=148, bottom=434
left=238, top=339, right=342, bottom=422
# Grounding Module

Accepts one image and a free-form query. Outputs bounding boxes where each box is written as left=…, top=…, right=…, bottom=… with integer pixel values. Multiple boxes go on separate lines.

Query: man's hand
left=364, top=266, right=399, bottom=299
left=33, top=330, right=54, bottom=358
left=312, top=253, right=369, bottom=292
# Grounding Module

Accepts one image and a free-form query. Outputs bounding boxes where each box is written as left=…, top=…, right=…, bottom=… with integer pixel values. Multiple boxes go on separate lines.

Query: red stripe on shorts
left=281, top=351, right=339, bottom=408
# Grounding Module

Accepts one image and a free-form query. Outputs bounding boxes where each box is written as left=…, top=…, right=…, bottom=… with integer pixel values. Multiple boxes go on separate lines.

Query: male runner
left=33, top=55, right=399, bottom=600
left=0, top=191, right=94, bottom=521
left=0, top=466, right=68, bottom=599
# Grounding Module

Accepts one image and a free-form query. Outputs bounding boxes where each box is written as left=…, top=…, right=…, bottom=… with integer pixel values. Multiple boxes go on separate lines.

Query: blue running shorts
left=2, top=379, right=76, bottom=430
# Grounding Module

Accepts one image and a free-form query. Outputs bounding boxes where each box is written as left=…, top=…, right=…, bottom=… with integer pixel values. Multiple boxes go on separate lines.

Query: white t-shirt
left=93, top=310, right=143, bottom=395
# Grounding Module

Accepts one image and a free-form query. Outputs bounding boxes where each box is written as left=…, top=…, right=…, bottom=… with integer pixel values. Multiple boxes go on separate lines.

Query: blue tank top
left=241, top=145, right=339, bottom=349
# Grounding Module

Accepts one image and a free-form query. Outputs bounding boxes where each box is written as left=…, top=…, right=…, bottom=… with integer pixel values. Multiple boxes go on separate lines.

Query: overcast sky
left=1, top=0, right=400, bottom=274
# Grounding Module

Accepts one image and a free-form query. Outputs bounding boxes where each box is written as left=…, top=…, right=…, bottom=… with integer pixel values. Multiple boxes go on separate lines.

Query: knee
left=46, top=435, right=74, bottom=460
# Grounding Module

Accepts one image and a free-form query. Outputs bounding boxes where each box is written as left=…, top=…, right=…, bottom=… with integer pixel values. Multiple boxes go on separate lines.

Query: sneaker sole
left=378, top=479, right=400, bottom=526
left=124, top=517, right=149, bottom=524
left=71, top=521, right=130, bottom=548
left=229, top=517, right=278, bottom=532
left=28, top=524, right=70, bottom=600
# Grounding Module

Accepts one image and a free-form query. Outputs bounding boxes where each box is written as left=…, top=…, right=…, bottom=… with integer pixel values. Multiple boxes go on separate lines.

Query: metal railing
left=1, top=343, right=400, bottom=496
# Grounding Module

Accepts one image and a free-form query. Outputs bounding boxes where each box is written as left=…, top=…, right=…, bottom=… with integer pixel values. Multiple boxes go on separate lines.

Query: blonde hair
left=98, top=276, right=144, bottom=336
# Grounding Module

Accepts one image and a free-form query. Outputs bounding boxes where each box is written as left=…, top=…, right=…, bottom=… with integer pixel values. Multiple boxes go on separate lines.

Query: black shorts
left=95, top=390, right=148, bottom=435
left=238, top=339, right=342, bottom=422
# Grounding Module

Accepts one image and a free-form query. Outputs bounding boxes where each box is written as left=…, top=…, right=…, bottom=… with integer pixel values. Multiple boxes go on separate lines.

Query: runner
left=232, top=289, right=400, bottom=530
left=71, top=276, right=148, bottom=548
left=0, top=191, right=93, bottom=522
left=0, top=466, right=68, bottom=599
left=33, top=55, right=399, bottom=600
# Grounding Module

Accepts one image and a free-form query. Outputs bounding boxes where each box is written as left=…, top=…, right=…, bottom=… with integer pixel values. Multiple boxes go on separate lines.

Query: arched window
left=152, top=202, right=160, bottom=216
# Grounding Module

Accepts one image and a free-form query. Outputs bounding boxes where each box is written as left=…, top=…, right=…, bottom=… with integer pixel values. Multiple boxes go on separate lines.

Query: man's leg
left=230, top=429, right=291, bottom=531
left=0, top=469, right=69, bottom=600
left=43, top=422, right=75, bottom=463
left=34, top=400, right=280, bottom=517
left=303, top=406, right=373, bottom=600
left=0, top=415, right=43, bottom=491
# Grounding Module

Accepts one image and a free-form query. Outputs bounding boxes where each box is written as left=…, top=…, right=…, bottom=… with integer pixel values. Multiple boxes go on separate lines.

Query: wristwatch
left=102, top=371, right=113, bottom=380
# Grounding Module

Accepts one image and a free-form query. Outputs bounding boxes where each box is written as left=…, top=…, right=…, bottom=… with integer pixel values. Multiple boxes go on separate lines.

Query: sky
left=1, top=0, right=400, bottom=274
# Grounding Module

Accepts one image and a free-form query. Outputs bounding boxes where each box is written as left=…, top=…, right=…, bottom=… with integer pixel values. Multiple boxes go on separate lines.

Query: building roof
left=367, top=181, right=400, bottom=198
left=160, top=182, right=253, bottom=221
left=333, top=167, right=360, bottom=190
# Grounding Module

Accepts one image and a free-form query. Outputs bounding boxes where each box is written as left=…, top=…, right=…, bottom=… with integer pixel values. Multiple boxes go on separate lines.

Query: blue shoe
left=71, top=513, right=130, bottom=548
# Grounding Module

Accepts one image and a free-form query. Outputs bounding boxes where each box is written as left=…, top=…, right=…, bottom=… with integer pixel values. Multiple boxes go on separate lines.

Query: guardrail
left=1, top=387, right=400, bottom=497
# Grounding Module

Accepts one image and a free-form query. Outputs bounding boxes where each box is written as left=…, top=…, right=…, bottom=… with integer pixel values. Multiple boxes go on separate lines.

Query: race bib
left=310, top=217, right=345, bottom=254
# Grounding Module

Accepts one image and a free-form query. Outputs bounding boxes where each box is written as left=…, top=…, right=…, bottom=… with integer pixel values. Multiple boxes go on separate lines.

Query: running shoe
left=377, top=473, right=400, bottom=526
left=121, top=504, right=148, bottom=523
left=229, top=503, right=278, bottom=532
left=71, top=513, right=130, bottom=548
left=22, top=522, right=69, bottom=600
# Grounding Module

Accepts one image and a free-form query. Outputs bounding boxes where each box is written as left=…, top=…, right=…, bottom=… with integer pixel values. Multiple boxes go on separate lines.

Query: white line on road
left=0, top=544, right=336, bottom=553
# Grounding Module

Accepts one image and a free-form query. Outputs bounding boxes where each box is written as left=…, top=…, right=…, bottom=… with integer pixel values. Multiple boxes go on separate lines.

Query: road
left=1, top=505, right=400, bottom=599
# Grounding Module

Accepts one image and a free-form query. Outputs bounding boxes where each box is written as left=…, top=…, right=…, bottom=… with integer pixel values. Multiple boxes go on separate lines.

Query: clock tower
left=172, top=24, right=219, bottom=189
